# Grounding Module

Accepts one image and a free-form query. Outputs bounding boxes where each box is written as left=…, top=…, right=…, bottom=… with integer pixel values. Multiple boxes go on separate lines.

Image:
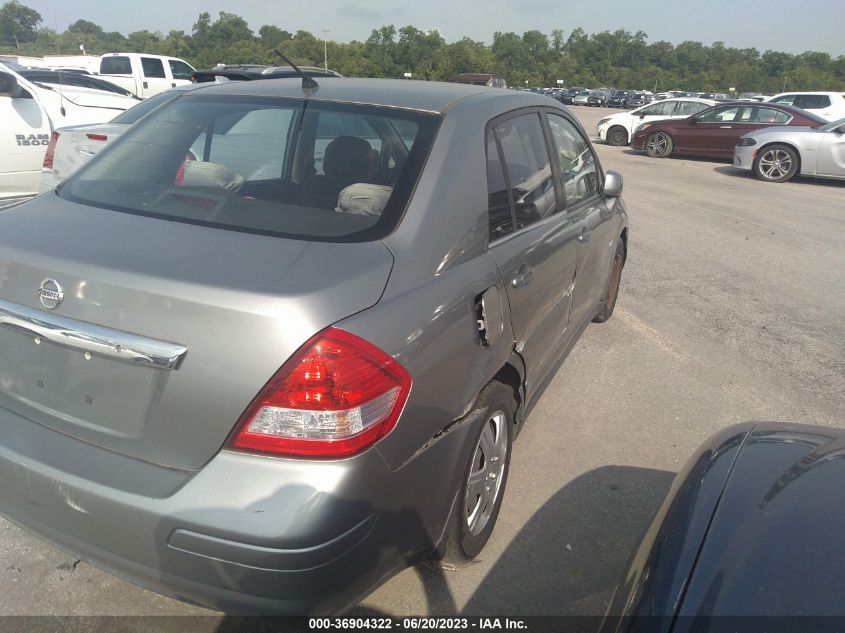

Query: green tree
left=259, top=25, right=291, bottom=50
left=0, top=0, right=41, bottom=49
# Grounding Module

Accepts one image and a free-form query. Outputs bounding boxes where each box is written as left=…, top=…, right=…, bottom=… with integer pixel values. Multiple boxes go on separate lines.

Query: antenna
left=273, top=49, right=319, bottom=95
left=56, top=69, right=67, bottom=117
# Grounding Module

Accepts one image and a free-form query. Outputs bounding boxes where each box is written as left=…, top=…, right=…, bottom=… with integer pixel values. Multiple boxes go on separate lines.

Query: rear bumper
left=0, top=404, right=469, bottom=613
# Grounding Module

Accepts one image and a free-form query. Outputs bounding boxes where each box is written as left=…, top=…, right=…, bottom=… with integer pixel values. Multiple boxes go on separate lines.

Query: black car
left=16, top=69, right=135, bottom=97
left=625, top=92, right=651, bottom=108
left=588, top=90, right=612, bottom=107
left=193, top=64, right=342, bottom=83
left=560, top=87, right=584, bottom=104
left=608, top=90, right=629, bottom=107
left=600, top=422, right=845, bottom=633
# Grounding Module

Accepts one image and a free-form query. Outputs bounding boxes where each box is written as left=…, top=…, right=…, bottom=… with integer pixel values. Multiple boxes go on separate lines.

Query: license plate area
left=0, top=328, right=162, bottom=438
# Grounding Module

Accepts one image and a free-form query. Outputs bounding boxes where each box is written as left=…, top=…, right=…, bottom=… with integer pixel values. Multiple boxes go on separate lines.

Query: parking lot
left=0, top=105, right=843, bottom=618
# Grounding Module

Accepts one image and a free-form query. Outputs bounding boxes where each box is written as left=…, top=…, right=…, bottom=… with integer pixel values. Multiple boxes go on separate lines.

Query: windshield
left=110, top=89, right=185, bottom=124
left=62, top=95, right=440, bottom=242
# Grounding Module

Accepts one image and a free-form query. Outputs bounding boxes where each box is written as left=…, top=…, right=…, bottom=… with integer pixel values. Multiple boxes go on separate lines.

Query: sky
left=25, top=0, right=845, bottom=57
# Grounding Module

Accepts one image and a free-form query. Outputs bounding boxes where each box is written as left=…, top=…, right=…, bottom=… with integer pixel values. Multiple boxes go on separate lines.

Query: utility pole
left=321, top=30, right=329, bottom=72
left=782, top=76, right=788, bottom=92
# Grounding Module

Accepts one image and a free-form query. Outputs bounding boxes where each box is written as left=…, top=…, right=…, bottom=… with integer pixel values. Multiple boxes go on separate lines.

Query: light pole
left=782, top=76, right=788, bottom=92
left=321, top=30, right=329, bottom=72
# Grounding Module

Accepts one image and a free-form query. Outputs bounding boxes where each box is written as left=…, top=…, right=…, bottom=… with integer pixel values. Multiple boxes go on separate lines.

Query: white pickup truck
left=0, top=62, right=137, bottom=201
left=96, top=53, right=196, bottom=98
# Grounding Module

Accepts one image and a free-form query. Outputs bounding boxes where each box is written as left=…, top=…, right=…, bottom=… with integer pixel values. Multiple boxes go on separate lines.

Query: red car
left=631, top=102, right=825, bottom=158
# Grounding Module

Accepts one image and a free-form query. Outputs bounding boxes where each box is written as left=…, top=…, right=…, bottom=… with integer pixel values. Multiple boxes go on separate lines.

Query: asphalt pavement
left=0, top=105, right=842, bottom=618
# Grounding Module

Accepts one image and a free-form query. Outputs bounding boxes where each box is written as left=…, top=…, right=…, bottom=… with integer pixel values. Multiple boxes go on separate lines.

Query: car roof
left=183, top=77, right=517, bottom=114
left=770, top=91, right=845, bottom=97
left=653, top=97, right=715, bottom=104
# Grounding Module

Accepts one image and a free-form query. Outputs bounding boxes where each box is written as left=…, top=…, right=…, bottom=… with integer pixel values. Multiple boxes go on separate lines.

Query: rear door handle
left=719, top=125, right=732, bottom=129
left=511, top=264, right=534, bottom=288
left=578, top=228, right=592, bottom=242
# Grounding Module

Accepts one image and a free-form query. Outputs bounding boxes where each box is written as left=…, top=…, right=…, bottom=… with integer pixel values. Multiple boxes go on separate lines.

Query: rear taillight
left=41, top=131, right=60, bottom=171
left=86, top=133, right=108, bottom=142
left=228, top=327, right=411, bottom=458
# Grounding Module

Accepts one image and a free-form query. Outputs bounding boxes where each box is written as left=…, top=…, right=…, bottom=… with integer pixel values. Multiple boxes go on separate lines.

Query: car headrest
left=324, top=136, right=373, bottom=180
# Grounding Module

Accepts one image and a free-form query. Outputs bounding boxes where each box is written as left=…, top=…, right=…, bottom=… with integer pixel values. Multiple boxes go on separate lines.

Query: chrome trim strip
left=0, top=299, right=187, bottom=370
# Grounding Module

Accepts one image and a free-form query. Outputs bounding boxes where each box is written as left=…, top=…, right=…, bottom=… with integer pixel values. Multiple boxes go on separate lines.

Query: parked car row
left=0, top=62, right=138, bottom=201
left=19, top=65, right=341, bottom=192
left=597, top=96, right=845, bottom=184
left=596, top=97, right=716, bottom=146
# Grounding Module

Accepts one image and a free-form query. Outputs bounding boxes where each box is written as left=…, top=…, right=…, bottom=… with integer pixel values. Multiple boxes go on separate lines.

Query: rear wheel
left=645, top=132, right=673, bottom=158
left=593, top=240, right=625, bottom=323
left=607, top=126, right=629, bottom=146
left=753, top=144, right=799, bottom=183
left=439, top=382, right=515, bottom=563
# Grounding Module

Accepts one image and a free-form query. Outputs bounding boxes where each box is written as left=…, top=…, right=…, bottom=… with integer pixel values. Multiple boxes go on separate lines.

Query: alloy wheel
left=465, top=411, right=508, bottom=536
left=758, top=148, right=793, bottom=181
left=646, top=133, right=669, bottom=157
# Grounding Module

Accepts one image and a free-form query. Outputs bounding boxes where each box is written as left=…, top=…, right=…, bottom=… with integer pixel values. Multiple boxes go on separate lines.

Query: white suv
left=596, top=97, right=715, bottom=146
left=766, top=92, right=845, bottom=122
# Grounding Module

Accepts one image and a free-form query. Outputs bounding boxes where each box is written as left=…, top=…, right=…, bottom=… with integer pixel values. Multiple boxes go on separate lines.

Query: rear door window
left=100, top=56, right=131, bottom=75
left=739, top=107, right=791, bottom=124
left=490, top=113, right=557, bottom=230
left=141, top=57, right=166, bottom=79
left=770, top=95, right=797, bottom=106
left=796, top=95, right=831, bottom=110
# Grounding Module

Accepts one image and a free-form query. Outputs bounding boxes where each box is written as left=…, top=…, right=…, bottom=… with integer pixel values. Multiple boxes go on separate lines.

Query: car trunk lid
left=0, top=194, right=394, bottom=471
left=50, top=123, right=129, bottom=184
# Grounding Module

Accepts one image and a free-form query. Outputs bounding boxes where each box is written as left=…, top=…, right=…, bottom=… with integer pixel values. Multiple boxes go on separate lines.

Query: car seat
left=302, top=136, right=378, bottom=208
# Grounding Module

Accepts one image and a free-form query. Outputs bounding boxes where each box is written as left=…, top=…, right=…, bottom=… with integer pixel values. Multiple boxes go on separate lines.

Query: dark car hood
left=601, top=422, right=845, bottom=633
left=677, top=422, right=845, bottom=619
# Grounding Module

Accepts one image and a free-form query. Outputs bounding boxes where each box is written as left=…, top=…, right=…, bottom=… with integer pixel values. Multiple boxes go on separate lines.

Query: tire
left=645, top=132, right=673, bottom=158
left=607, top=126, right=629, bottom=146
left=439, top=381, right=515, bottom=564
left=593, top=240, right=625, bottom=323
left=753, top=144, right=799, bottom=183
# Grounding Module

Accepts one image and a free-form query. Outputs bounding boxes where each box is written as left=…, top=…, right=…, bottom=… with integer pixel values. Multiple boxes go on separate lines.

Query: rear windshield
left=62, top=95, right=441, bottom=242
left=100, top=56, right=131, bottom=75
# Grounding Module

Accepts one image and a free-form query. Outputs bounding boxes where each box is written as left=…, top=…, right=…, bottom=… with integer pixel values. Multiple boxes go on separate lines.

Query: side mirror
left=0, top=71, right=21, bottom=97
left=603, top=170, right=623, bottom=197
left=689, top=116, right=699, bottom=125
left=836, top=124, right=845, bottom=135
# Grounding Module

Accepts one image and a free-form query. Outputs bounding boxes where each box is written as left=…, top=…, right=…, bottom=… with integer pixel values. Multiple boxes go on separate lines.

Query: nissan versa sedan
left=0, top=78, right=628, bottom=614
left=733, top=116, right=845, bottom=183
left=632, top=102, right=826, bottom=159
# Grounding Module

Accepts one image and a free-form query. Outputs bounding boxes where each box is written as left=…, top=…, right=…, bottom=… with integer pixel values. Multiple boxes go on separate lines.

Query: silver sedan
left=733, top=117, right=845, bottom=183
left=0, top=77, right=628, bottom=614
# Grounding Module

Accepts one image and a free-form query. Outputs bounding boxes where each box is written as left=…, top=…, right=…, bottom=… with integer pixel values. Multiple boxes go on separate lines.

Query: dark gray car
left=0, top=78, right=628, bottom=613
